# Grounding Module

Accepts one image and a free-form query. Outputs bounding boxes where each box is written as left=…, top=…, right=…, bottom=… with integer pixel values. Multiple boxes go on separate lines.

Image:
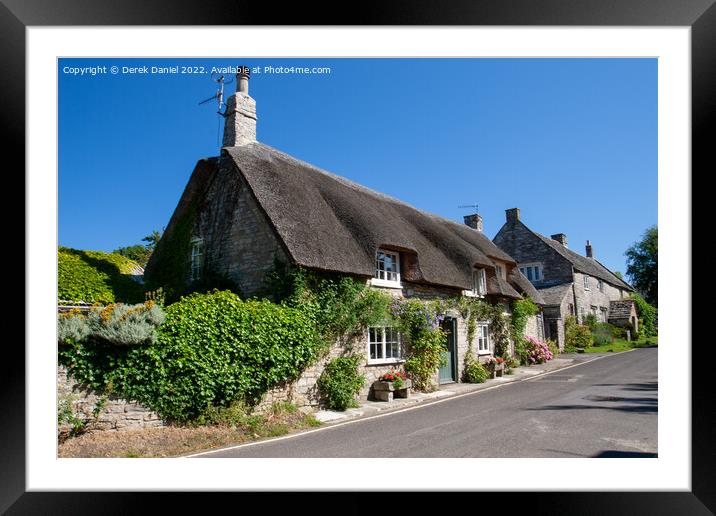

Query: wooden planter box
left=372, top=379, right=412, bottom=402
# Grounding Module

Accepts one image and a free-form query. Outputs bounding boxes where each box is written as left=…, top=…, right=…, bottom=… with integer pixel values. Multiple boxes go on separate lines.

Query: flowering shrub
left=524, top=336, right=553, bottom=364
left=379, top=370, right=407, bottom=389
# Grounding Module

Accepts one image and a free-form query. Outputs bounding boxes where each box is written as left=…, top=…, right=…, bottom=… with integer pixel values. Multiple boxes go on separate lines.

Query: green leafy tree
left=625, top=225, right=658, bottom=306
left=142, top=230, right=162, bottom=250
left=114, top=245, right=152, bottom=267
left=114, top=230, right=163, bottom=268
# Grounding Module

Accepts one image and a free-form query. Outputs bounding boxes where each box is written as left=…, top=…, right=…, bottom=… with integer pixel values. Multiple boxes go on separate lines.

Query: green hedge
left=58, top=247, right=145, bottom=304
left=59, top=290, right=320, bottom=422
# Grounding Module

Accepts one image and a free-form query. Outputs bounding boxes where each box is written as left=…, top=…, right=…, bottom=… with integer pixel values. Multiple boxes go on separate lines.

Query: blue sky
left=58, top=58, right=656, bottom=276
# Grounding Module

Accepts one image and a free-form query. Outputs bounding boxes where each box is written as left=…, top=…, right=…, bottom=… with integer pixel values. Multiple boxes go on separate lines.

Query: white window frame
left=474, top=268, right=487, bottom=296
left=189, top=237, right=203, bottom=281
left=367, top=326, right=404, bottom=364
left=494, top=263, right=503, bottom=280
left=600, top=307, right=609, bottom=322
left=518, top=262, right=543, bottom=282
left=583, top=275, right=590, bottom=291
left=371, top=249, right=402, bottom=288
left=476, top=322, right=491, bottom=355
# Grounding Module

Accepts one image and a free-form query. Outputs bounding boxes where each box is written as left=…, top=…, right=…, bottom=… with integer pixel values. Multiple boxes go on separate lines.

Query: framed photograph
left=7, top=0, right=711, bottom=512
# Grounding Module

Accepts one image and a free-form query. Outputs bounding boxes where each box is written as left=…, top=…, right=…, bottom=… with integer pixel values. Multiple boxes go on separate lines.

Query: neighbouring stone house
left=493, top=208, right=637, bottom=350
left=145, top=70, right=546, bottom=409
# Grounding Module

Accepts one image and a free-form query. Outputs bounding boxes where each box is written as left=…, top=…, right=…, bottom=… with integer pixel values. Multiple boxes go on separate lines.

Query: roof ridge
left=240, top=142, right=511, bottom=259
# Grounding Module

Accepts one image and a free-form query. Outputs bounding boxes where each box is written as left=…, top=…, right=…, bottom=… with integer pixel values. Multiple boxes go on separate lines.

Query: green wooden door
left=439, top=317, right=457, bottom=384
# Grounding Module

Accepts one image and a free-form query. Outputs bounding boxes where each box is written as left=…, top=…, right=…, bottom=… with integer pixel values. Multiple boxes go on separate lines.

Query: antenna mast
left=198, top=72, right=235, bottom=115
left=458, top=203, right=479, bottom=213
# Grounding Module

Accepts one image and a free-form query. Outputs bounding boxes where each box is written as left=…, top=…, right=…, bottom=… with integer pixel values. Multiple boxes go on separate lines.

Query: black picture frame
left=5, top=0, right=711, bottom=513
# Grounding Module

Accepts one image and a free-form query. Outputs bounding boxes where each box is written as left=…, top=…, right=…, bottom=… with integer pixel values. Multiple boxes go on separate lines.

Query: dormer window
left=518, top=263, right=543, bottom=283
left=494, top=263, right=503, bottom=279
left=372, top=249, right=401, bottom=288
left=189, top=238, right=203, bottom=281
left=472, top=268, right=487, bottom=296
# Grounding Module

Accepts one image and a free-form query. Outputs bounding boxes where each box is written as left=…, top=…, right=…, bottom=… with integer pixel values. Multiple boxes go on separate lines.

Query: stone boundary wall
left=57, top=365, right=165, bottom=432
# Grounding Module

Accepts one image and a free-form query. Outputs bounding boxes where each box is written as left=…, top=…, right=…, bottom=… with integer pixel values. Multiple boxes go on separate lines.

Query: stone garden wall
left=57, top=365, right=165, bottom=432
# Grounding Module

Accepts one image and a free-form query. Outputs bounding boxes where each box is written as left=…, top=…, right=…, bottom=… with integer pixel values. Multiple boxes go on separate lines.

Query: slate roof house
left=493, top=208, right=637, bottom=350
left=145, top=70, right=545, bottom=408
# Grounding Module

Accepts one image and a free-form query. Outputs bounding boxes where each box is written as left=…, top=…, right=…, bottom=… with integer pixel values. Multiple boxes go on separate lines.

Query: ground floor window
left=368, top=327, right=403, bottom=363
left=477, top=322, right=490, bottom=354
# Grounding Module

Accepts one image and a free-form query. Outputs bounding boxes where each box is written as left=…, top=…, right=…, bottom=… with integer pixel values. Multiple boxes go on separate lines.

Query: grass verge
left=58, top=402, right=321, bottom=458
left=566, top=337, right=658, bottom=354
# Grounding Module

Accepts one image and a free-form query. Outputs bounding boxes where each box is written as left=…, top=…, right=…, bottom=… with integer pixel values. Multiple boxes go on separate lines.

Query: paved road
left=195, top=348, right=657, bottom=458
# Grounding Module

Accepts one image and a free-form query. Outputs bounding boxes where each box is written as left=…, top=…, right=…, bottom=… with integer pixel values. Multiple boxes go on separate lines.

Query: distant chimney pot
left=506, top=208, right=520, bottom=224
left=551, top=233, right=568, bottom=247
left=463, top=213, right=483, bottom=232
left=222, top=66, right=257, bottom=148
left=585, top=240, right=593, bottom=258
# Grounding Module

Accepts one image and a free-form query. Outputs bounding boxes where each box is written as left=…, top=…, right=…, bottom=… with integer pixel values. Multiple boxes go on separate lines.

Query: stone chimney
left=463, top=213, right=483, bottom=232
left=506, top=208, right=520, bottom=224
left=222, top=67, right=257, bottom=147
left=585, top=240, right=593, bottom=258
left=551, top=233, right=568, bottom=247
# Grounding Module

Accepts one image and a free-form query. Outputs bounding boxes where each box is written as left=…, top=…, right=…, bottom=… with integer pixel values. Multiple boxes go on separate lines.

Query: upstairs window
left=494, top=263, right=503, bottom=279
left=373, top=249, right=401, bottom=287
left=472, top=268, right=487, bottom=296
left=598, top=279, right=604, bottom=292
left=368, top=326, right=403, bottom=363
left=189, top=238, right=203, bottom=281
left=519, top=263, right=543, bottom=283
left=583, top=275, right=590, bottom=290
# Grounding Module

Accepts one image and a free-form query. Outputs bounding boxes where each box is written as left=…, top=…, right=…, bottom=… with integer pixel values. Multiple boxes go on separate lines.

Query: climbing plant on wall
left=510, top=298, right=539, bottom=364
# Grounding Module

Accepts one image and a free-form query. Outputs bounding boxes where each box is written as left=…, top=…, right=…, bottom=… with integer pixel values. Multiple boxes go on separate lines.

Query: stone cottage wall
left=572, top=271, right=629, bottom=323
left=524, top=312, right=545, bottom=342
left=253, top=281, right=516, bottom=412
left=193, top=159, right=289, bottom=297
left=57, top=365, right=165, bottom=432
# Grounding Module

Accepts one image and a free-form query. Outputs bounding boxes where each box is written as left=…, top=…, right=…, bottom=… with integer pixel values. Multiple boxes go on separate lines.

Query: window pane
left=526, top=267, right=533, bottom=281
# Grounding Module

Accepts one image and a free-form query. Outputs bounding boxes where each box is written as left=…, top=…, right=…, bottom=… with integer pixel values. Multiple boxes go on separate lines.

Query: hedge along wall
left=58, top=247, right=146, bottom=304
left=59, top=291, right=322, bottom=423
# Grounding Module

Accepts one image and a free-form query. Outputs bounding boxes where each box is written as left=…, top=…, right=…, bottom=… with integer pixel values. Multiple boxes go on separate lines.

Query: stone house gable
left=492, top=207, right=637, bottom=349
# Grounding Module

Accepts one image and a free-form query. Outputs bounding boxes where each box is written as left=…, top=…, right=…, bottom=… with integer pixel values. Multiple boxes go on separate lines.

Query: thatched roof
left=531, top=232, right=633, bottom=291
left=224, top=143, right=521, bottom=293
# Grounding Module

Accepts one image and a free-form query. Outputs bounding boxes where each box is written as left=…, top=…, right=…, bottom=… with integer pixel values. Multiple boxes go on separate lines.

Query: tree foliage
left=625, top=225, right=658, bottom=306
left=114, top=230, right=163, bottom=267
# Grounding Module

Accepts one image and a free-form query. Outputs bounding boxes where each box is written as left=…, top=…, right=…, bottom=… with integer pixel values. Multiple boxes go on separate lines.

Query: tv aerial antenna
left=199, top=73, right=235, bottom=146
left=458, top=203, right=479, bottom=214
left=198, top=72, right=235, bottom=116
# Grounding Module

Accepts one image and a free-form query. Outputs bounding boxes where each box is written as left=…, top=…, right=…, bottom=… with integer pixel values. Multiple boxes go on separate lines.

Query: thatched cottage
left=145, top=70, right=546, bottom=407
left=493, top=208, right=637, bottom=350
